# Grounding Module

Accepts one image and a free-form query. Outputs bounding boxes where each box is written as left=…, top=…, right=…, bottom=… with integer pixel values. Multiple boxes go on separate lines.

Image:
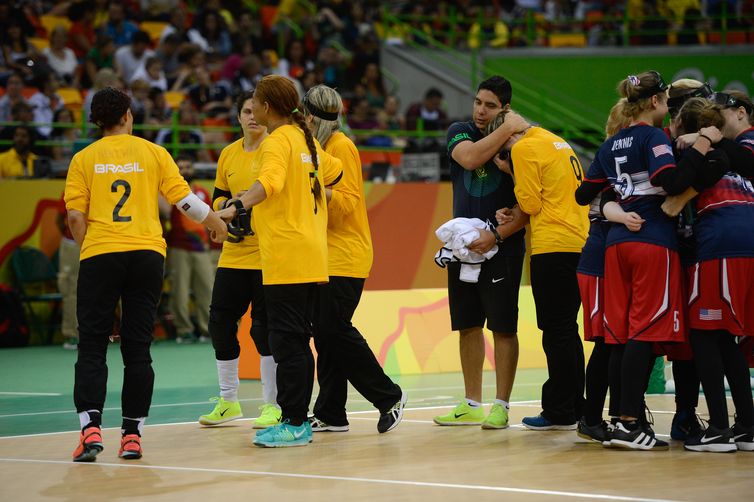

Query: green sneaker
left=253, top=403, right=282, bottom=429
left=198, top=397, right=243, bottom=425
left=481, top=403, right=509, bottom=429
left=433, top=401, right=485, bottom=426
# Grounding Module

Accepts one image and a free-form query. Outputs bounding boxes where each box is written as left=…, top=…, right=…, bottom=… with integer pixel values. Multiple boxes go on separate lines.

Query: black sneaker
left=577, top=418, right=611, bottom=445
left=610, top=420, right=669, bottom=451
left=732, top=423, right=754, bottom=451
left=684, top=424, right=736, bottom=453
left=671, top=409, right=703, bottom=441
left=377, top=391, right=407, bottom=433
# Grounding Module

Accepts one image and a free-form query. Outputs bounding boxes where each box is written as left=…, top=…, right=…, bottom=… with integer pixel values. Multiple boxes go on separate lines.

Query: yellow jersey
left=0, top=148, right=37, bottom=178
left=511, top=127, right=588, bottom=255
left=325, top=132, right=373, bottom=278
left=65, top=134, right=191, bottom=260
left=254, top=124, right=343, bottom=285
left=214, top=137, right=262, bottom=270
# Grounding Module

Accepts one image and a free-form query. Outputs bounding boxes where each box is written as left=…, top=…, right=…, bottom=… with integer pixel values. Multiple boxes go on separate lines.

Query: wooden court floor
left=2, top=395, right=754, bottom=501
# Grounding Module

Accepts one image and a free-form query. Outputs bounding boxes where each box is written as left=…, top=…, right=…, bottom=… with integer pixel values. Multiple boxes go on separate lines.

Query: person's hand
left=676, top=133, right=698, bottom=149
left=207, top=213, right=229, bottom=242
left=503, top=112, right=528, bottom=134
left=622, top=212, right=645, bottom=232
left=493, top=154, right=512, bottom=176
left=468, top=229, right=496, bottom=254
left=217, top=205, right=237, bottom=223
left=496, top=207, right=514, bottom=225
left=699, top=126, right=723, bottom=144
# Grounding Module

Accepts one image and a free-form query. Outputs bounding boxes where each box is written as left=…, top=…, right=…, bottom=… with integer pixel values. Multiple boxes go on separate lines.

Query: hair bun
left=628, top=75, right=641, bottom=86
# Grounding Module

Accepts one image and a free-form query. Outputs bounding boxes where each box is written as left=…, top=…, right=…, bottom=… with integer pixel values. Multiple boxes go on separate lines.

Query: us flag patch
left=652, top=144, right=673, bottom=158
left=699, top=309, right=722, bottom=321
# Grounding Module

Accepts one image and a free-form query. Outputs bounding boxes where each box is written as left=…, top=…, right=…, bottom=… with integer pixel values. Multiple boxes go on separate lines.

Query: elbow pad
left=176, top=192, right=210, bottom=223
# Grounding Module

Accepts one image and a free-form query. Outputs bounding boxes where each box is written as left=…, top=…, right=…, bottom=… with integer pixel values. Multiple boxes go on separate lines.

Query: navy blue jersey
left=693, top=128, right=754, bottom=261
left=447, top=121, right=525, bottom=256
left=585, top=123, right=678, bottom=250
left=577, top=216, right=610, bottom=277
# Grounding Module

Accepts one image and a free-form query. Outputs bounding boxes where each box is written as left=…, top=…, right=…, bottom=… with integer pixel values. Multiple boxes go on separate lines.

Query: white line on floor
left=0, top=392, right=63, bottom=397
left=0, top=458, right=680, bottom=502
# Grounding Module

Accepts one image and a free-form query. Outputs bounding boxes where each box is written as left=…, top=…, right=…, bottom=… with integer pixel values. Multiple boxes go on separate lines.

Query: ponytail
left=292, top=110, right=323, bottom=210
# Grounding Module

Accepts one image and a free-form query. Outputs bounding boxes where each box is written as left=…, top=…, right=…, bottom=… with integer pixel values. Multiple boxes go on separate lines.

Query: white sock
left=122, top=416, right=146, bottom=435
left=465, top=398, right=481, bottom=407
left=78, top=409, right=101, bottom=429
left=260, top=355, right=278, bottom=406
left=494, top=399, right=510, bottom=409
left=217, top=358, right=239, bottom=402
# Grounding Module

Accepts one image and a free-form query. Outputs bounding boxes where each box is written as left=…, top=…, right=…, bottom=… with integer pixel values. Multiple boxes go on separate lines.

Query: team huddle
left=63, top=69, right=753, bottom=462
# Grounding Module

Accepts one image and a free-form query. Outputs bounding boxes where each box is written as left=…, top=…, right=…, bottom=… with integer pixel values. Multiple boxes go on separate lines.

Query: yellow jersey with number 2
left=65, top=134, right=191, bottom=261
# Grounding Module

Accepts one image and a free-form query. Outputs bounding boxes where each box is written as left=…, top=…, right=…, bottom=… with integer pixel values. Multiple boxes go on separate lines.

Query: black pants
left=672, top=359, right=700, bottom=412
left=208, top=268, right=269, bottom=361
left=74, top=250, right=163, bottom=418
left=530, top=252, right=585, bottom=424
left=583, top=338, right=611, bottom=425
left=313, top=277, right=402, bottom=425
left=265, top=283, right=317, bottom=426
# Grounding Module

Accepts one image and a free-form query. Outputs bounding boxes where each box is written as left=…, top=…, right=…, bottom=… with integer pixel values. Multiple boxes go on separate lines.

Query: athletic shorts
left=577, top=272, right=604, bottom=342
left=603, top=242, right=686, bottom=344
left=687, top=257, right=754, bottom=337
left=447, top=253, right=524, bottom=333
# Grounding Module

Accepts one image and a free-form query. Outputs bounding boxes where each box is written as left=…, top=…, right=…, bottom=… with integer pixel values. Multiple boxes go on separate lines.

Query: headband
left=302, top=98, right=340, bottom=121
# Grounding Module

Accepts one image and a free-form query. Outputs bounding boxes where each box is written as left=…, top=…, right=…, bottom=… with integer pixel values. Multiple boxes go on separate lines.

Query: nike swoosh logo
left=293, top=430, right=306, bottom=439
left=492, top=277, right=504, bottom=283
left=454, top=412, right=468, bottom=419
left=228, top=173, right=234, bottom=177
left=219, top=408, right=229, bottom=416
left=734, top=434, right=748, bottom=441
left=700, top=435, right=723, bottom=443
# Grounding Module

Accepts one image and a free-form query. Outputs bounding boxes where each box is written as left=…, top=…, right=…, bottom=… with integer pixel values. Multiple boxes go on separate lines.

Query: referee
left=65, top=88, right=227, bottom=462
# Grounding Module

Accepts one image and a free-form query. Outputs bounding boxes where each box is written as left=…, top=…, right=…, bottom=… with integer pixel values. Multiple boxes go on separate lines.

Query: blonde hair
left=605, top=99, right=630, bottom=138
left=484, top=110, right=509, bottom=136
left=301, top=85, right=343, bottom=146
left=668, top=78, right=704, bottom=98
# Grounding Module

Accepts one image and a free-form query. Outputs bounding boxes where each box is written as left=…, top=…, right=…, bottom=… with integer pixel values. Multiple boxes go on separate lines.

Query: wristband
left=490, top=225, right=504, bottom=245
left=699, top=134, right=713, bottom=145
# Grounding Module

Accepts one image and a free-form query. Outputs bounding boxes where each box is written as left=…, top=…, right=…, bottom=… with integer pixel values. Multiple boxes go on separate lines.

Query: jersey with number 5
left=65, top=134, right=191, bottom=260
left=585, top=123, right=677, bottom=250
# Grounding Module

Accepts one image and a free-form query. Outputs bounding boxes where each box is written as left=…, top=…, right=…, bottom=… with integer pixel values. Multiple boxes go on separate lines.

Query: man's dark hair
left=478, top=76, right=512, bottom=107
left=235, top=89, right=255, bottom=114
left=90, top=87, right=132, bottom=129
left=132, top=30, right=151, bottom=46
left=425, top=88, right=443, bottom=100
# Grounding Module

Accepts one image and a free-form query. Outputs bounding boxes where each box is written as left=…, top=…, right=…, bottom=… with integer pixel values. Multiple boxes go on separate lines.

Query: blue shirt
left=585, top=123, right=678, bottom=250
left=577, top=198, right=609, bottom=277
left=447, top=121, right=525, bottom=256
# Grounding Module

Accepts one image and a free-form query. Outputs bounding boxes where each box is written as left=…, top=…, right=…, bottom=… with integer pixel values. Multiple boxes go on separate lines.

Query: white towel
left=434, top=217, right=498, bottom=283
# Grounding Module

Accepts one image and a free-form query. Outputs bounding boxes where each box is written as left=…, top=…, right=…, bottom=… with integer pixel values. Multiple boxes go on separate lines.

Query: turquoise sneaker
left=433, top=401, right=485, bottom=426
left=253, top=420, right=312, bottom=448
left=481, top=403, right=509, bottom=429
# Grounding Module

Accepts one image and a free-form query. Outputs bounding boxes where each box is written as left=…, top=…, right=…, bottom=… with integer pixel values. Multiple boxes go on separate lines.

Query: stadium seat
left=10, top=246, right=62, bottom=344
left=29, top=37, right=50, bottom=51
left=707, top=31, right=748, bottom=45
left=40, top=15, right=71, bottom=36
left=58, top=87, right=84, bottom=122
left=139, top=21, right=169, bottom=43
left=164, top=91, right=187, bottom=109
left=548, top=32, right=586, bottom=48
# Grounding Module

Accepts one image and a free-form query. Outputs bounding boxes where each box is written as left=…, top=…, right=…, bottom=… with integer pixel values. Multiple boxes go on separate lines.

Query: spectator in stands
left=147, top=87, right=171, bottom=124
left=277, top=39, right=314, bottom=80
left=165, top=154, right=214, bottom=343
left=1, top=18, right=40, bottom=82
left=318, top=44, right=346, bottom=89
left=188, top=67, right=231, bottom=118
left=84, top=34, right=115, bottom=88
left=194, top=10, right=232, bottom=57
left=103, top=2, right=139, bottom=47
left=114, top=30, right=154, bottom=83
left=67, top=1, right=96, bottom=60
left=50, top=107, right=81, bottom=161
left=299, top=69, right=320, bottom=94
left=141, top=0, right=180, bottom=22
left=406, top=87, right=448, bottom=131
left=155, top=100, right=210, bottom=162
left=83, top=68, right=121, bottom=118
left=361, top=62, right=386, bottom=109
left=232, top=54, right=263, bottom=95
left=0, top=72, right=26, bottom=123
left=0, top=101, right=35, bottom=151
left=130, top=56, right=168, bottom=90
left=92, top=0, right=110, bottom=28
left=377, top=94, right=407, bottom=147
left=154, top=33, right=182, bottom=82
left=29, top=71, right=64, bottom=138
left=44, top=26, right=79, bottom=86
left=0, top=125, right=37, bottom=178
left=160, top=8, right=208, bottom=51
left=169, top=44, right=205, bottom=91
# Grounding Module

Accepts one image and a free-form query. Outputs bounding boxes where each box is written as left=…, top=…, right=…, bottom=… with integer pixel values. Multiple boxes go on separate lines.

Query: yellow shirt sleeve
left=322, top=141, right=354, bottom=217
left=213, top=147, right=230, bottom=210
left=64, top=153, right=90, bottom=214
left=256, top=135, right=289, bottom=198
left=512, top=141, right=543, bottom=216
left=158, top=147, right=191, bottom=204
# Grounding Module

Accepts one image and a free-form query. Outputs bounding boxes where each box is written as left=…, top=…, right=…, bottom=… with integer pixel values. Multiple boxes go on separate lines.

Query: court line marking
left=0, top=457, right=680, bottom=502
left=0, top=392, right=62, bottom=397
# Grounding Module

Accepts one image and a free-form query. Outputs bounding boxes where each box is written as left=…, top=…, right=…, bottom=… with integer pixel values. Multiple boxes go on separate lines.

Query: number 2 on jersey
left=111, top=179, right=132, bottom=222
